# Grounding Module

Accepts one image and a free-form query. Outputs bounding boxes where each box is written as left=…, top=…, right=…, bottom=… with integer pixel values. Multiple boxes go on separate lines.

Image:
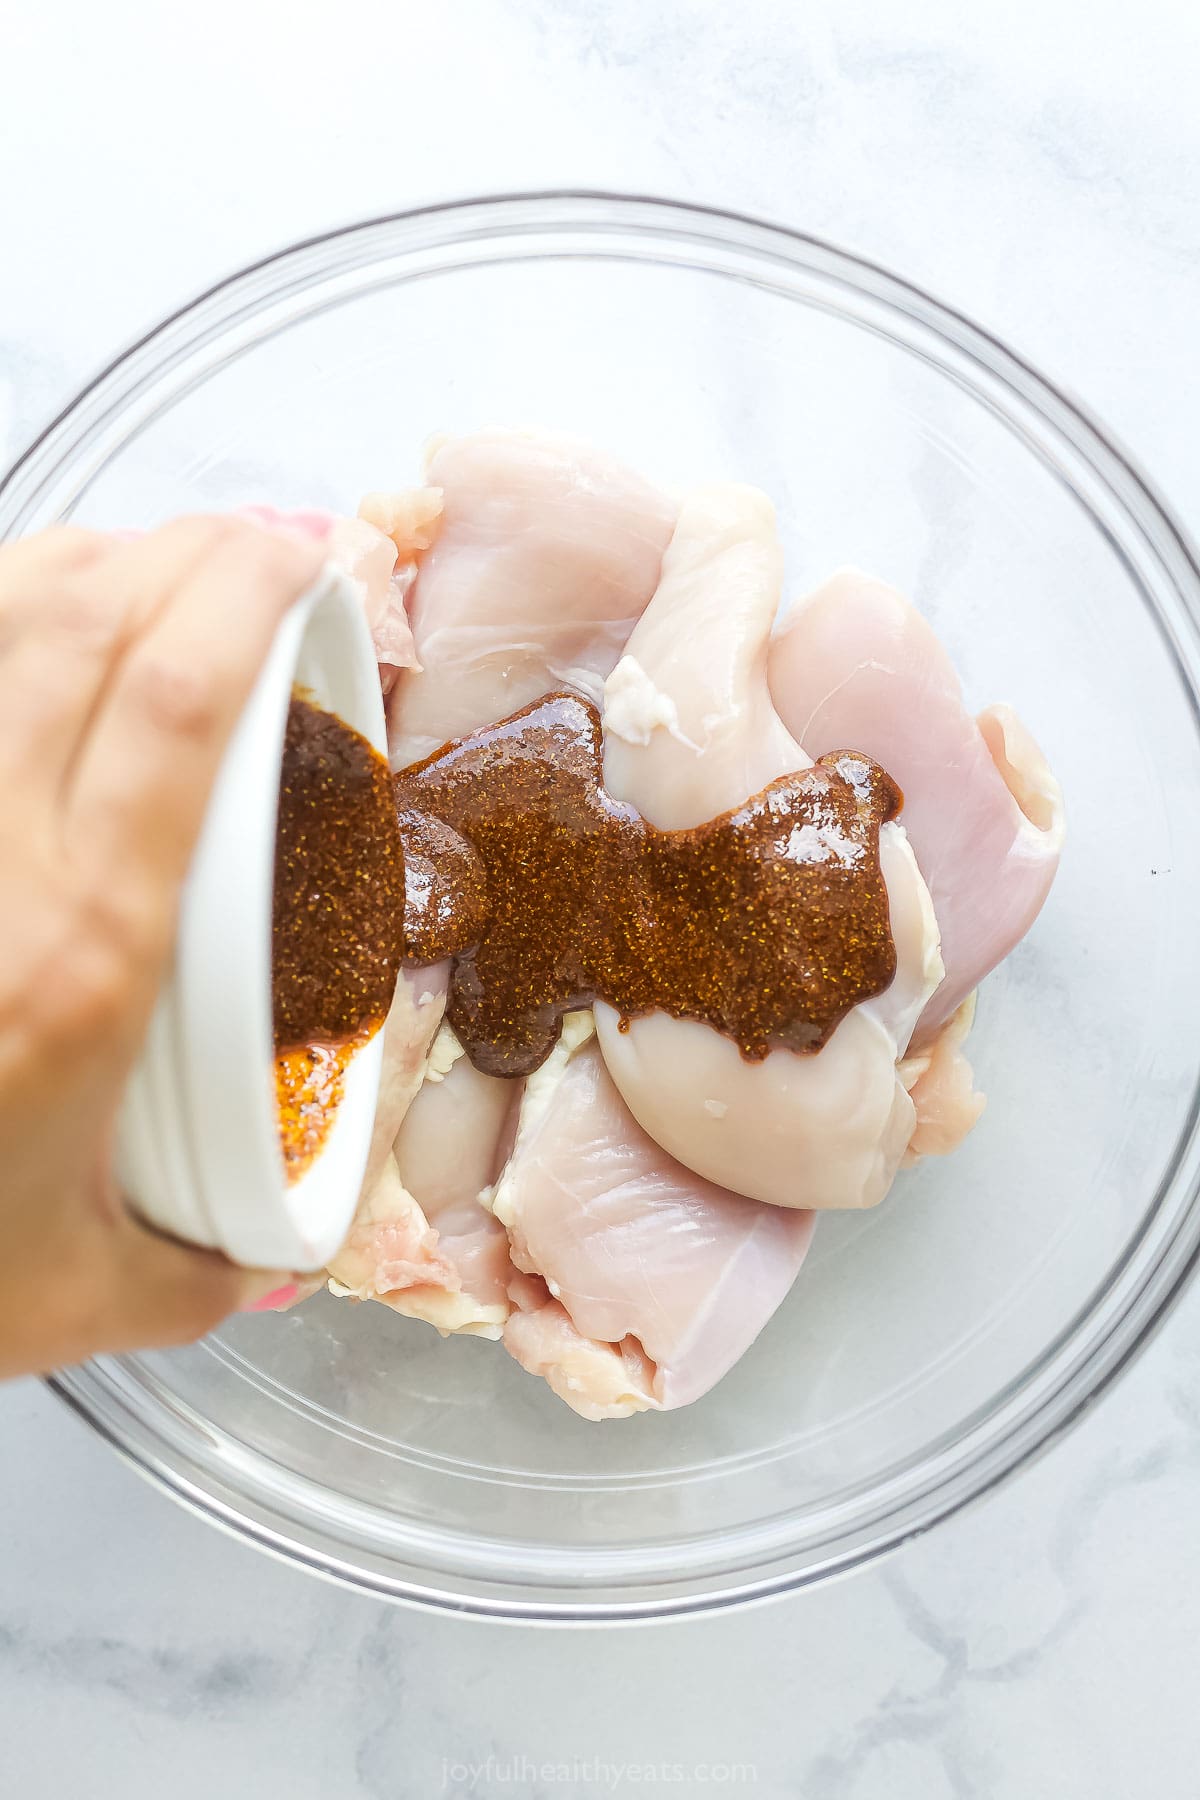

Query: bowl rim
left=8, top=188, right=1200, bottom=1622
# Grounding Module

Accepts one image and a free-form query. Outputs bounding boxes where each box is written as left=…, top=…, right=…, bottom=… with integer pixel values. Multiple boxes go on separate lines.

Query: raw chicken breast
left=768, top=569, right=1064, bottom=1039
left=597, top=486, right=942, bottom=1210
left=493, top=1024, right=815, bottom=1418
left=386, top=429, right=677, bottom=767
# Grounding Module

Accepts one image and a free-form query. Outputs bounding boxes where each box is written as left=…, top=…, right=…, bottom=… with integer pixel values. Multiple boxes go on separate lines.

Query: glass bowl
left=5, top=193, right=1200, bottom=1622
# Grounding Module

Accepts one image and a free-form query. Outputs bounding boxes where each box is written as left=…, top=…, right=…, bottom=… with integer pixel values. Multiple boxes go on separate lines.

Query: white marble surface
left=3, top=0, right=1200, bottom=1793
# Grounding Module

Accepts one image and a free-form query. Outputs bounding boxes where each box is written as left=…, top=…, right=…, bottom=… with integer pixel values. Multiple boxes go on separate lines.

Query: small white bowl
left=115, top=564, right=387, bottom=1272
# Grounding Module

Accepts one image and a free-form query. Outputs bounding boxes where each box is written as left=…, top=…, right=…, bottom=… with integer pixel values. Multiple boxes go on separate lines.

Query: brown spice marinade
left=394, top=691, right=901, bottom=1079
left=274, top=1031, right=372, bottom=1182
left=272, top=696, right=406, bottom=1178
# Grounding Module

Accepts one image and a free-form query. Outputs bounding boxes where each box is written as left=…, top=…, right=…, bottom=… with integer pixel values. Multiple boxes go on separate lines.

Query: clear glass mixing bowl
left=5, top=194, right=1200, bottom=1622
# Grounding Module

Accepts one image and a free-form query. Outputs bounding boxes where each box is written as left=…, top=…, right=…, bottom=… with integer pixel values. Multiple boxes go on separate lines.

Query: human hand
left=0, top=518, right=323, bottom=1379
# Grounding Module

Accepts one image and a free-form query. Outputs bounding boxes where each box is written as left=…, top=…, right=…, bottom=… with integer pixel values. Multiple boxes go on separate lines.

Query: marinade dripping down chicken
left=393, top=690, right=903, bottom=1080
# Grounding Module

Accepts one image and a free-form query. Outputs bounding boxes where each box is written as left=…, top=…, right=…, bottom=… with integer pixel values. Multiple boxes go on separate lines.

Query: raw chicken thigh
left=768, top=568, right=1064, bottom=1039
left=386, top=429, right=677, bottom=767
left=899, top=995, right=986, bottom=1164
left=266, top=430, right=1061, bottom=1421
left=237, top=502, right=434, bottom=690
left=388, top=1035, right=516, bottom=1325
left=323, top=430, right=679, bottom=1339
left=363, top=968, right=448, bottom=1188
left=328, top=1030, right=514, bottom=1337
left=374, top=459, right=825, bottom=1415
left=496, top=1020, right=814, bottom=1418
left=596, top=485, right=943, bottom=1210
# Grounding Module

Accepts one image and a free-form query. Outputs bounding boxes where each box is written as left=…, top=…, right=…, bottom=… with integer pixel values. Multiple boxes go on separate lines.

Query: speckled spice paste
left=272, top=696, right=405, bottom=1180
left=394, top=691, right=901, bottom=1079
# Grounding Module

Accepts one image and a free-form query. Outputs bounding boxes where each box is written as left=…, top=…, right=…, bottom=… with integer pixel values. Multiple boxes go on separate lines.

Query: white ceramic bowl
left=115, top=563, right=388, bottom=1272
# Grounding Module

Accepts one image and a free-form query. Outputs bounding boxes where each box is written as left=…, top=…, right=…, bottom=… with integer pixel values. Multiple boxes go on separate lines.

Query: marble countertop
left=3, top=1, right=1199, bottom=1793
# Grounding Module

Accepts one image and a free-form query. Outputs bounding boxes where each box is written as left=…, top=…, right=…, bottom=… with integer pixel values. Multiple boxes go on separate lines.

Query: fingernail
left=235, top=504, right=334, bottom=544
left=241, top=1281, right=299, bottom=1314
